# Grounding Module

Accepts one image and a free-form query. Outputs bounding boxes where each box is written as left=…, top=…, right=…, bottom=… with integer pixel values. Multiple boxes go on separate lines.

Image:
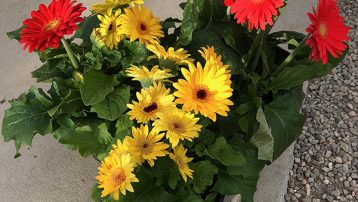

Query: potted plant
left=2, top=0, right=349, bottom=201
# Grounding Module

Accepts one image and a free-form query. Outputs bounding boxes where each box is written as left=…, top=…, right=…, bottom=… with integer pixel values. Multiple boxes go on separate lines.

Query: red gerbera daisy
left=20, top=0, right=86, bottom=52
left=229, top=0, right=284, bottom=30
left=306, top=0, right=350, bottom=64
left=224, top=0, right=236, bottom=6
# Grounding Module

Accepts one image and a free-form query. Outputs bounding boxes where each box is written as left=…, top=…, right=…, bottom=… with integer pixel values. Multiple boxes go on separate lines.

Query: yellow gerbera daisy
left=126, top=65, right=173, bottom=87
left=109, top=139, right=144, bottom=166
left=92, top=0, right=144, bottom=14
left=120, top=6, right=164, bottom=45
left=127, top=82, right=175, bottom=123
left=96, top=153, right=139, bottom=200
left=153, top=108, right=202, bottom=147
left=124, top=125, right=169, bottom=167
left=173, top=60, right=234, bottom=122
left=97, top=9, right=123, bottom=50
left=146, top=43, right=194, bottom=66
left=169, top=144, right=194, bottom=182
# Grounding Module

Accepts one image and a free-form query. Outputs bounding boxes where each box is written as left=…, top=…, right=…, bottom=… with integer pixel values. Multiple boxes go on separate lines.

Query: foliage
left=2, top=0, right=348, bottom=201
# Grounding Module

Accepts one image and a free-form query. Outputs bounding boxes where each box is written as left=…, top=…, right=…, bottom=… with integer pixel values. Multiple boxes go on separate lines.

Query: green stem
left=250, top=32, right=265, bottom=71
left=61, top=38, right=80, bottom=69
left=274, top=34, right=311, bottom=75
left=261, top=50, right=269, bottom=78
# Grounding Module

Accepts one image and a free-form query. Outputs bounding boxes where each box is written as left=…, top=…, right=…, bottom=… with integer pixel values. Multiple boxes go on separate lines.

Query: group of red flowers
left=20, top=0, right=349, bottom=65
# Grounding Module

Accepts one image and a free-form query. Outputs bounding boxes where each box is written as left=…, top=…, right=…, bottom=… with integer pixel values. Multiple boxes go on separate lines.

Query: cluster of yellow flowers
left=91, top=0, right=163, bottom=49
left=94, top=1, right=234, bottom=201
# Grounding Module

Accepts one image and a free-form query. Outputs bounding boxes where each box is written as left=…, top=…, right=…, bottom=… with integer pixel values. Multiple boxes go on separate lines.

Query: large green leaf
left=264, top=89, right=305, bottom=159
left=269, top=63, right=333, bottom=92
left=53, top=126, right=107, bottom=157
left=120, top=167, right=175, bottom=202
left=91, top=86, right=130, bottom=121
left=80, top=68, right=118, bottom=106
left=48, top=90, right=83, bottom=117
left=31, top=63, right=67, bottom=82
left=191, top=160, right=218, bottom=193
left=214, top=171, right=258, bottom=202
left=206, top=137, right=246, bottom=166
left=96, top=123, right=113, bottom=145
left=250, top=107, right=274, bottom=162
left=2, top=88, right=53, bottom=153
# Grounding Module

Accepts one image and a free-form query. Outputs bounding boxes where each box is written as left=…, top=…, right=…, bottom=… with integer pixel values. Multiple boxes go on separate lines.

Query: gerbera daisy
left=96, top=153, right=139, bottom=200
left=120, top=6, right=164, bottom=45
left=127, top=82, right=175, bottom=123
left=92, top=0, right=144, bottom=14
left=146, top=43, right=194, bottom=66
left=306, top=0, right=350, bottom=64
left=126, top=65, right=173, bottom=87
left=153, top=108, right=202, bottom=147
left=173, top=60, right=234, bottom=122
left=97, top=9, right=123, bottom=50
left=20, top=0, right=86, bottom=52
left=109, top=139, right=144, bottom=166
left=169, top=144, right=194, bottom=182
left=124, top=125, right=169, bottom=167
left=229, top=0, right=284, bottom=30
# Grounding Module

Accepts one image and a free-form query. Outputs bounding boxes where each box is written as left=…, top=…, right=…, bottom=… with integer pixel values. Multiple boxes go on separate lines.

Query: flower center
left=194, top=87, right=210, bottom=101
left=170, top=122, right=185, bottom=134
left=139, top=141, right=153, bottom=155
left=108, top=23, right=114, bottom=32
left=45, top=19, right=61, bottom=31
left=319, top=23, right=327, bottom=37
left=143, top=102, right=158, bottom=113
left=112, top=169, right=126, bottom=186
left=140, top=23, right=147, bottom=32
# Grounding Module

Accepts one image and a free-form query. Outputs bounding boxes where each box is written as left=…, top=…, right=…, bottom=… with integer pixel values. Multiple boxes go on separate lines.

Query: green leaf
left=179, top=0, right=207, bottom=46
left=2, top=88, right=53, bottom=152
left=214, top=171, right=258, bottom=202
left=31, top=63, right=67, bottom=82
left=91, top=86, right=130, bottom=121
left=53, top=126, right=107, bottom=157
left=250, top=107, right=274, bottom=162
left=121, top=167, right=175, bottom=202
left=267, top=31, right=305, bottom=47
left=80, top=68, right=118, bottom=106
left=96, top=123, right=113, bottom=145
left=91, top=184, right=115, bottom=202
left=206, top=137, right=246, bottom=166
left=264, top=89, right=305, bottom=159
left=269, top=64, right=333, bottom=92
left=7, top=27, right=23, bottom=41
left=48, top=90, right=83, bottom=117
left=191, top=160, right=218, bottom=193
left=121, top=40, right=148, bottom=68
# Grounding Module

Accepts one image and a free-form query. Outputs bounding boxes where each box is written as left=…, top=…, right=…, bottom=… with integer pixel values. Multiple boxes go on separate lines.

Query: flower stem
left=244, top=30, right=265, bottom=70
left=274, top=34, right=311, bottom=75
left=61, top=38, right=80, bottom=69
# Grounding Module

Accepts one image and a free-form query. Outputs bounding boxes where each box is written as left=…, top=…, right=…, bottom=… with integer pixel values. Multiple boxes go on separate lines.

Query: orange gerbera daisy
left=229, top=0, right=284, bottom=30
left=20, top=0, right=86, bottom=52
left=306, top=0, right=350, bottom=64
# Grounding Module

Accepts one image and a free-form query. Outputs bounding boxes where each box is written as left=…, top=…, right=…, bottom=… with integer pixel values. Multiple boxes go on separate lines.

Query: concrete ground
left=0, top=0, right=314, bottom=201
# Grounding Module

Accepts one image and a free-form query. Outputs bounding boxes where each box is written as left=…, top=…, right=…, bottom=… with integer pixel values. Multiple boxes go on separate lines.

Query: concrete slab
left=0, top=0, right=315, bottom=201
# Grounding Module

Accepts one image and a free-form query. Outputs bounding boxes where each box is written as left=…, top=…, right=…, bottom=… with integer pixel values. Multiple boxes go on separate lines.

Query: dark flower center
left=196, top=89, right=208, bottom=100
left=143, top=103, right=158, bottom=113
left=140, top=23, right=147, bottom=31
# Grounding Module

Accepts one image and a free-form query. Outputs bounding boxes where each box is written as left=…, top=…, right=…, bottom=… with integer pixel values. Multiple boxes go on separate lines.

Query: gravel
left=286, top=0, right=358, bottom=201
